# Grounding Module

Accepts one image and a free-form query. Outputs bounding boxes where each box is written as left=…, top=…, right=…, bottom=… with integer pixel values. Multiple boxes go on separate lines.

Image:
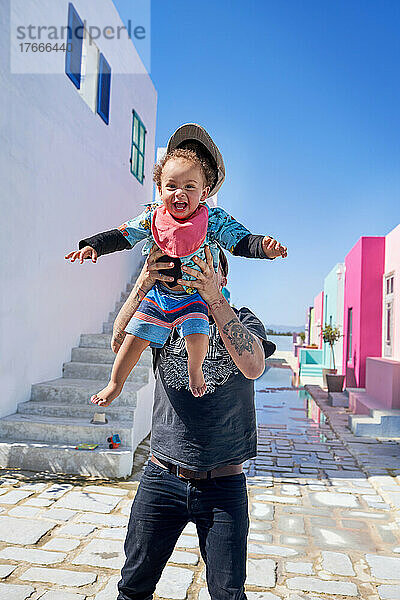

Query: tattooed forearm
left=114, top=330, right=127, bottom=345
left=222, top=318, right=255, bottom=355
left=113, top=283, right=146, bottom=333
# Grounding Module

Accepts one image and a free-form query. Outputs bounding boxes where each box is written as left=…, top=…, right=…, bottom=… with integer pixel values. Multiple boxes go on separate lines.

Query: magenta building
left=342, top=237, right=385, bottom=388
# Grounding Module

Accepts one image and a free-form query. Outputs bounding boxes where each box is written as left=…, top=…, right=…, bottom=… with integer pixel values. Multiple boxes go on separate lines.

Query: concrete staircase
left=0, top=277, right=154, bottom=479
left=349, top=408, right=400, bottom=438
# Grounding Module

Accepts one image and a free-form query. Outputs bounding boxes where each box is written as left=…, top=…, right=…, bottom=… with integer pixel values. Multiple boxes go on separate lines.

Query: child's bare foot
left=90, top=382, right=122, bottom=407
left=188, top=365, right=207, bottom=397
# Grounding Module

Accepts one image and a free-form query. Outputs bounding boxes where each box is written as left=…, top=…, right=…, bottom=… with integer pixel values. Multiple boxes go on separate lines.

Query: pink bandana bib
left=151, top=204, right=209, bottom=258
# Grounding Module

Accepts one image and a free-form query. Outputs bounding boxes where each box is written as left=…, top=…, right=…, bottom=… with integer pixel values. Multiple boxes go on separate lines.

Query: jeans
left=117, top=459, right=249, bottom=600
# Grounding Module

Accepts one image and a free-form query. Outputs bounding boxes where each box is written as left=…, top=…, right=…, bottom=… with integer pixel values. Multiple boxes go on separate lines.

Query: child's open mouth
left=172, top=200, right=188, bottom=213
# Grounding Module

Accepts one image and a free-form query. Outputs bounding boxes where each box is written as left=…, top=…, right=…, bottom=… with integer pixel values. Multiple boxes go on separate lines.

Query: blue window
left=130, top=110, right=146, bottom=184
left=97, top=53, right=111, bottom=125
left=65, top=3, right=84, bottom=89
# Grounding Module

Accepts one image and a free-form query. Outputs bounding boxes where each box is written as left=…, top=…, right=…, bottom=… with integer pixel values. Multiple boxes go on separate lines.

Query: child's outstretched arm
left=233, top=234, right=287, bottom=259
left=208, top=207, right=287, bottom=260
left=64, top=206, right=153, bottom=264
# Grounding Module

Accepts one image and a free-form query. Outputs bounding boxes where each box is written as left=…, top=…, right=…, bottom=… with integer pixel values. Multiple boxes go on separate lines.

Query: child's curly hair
left=153, top=147, right=217, bottom=191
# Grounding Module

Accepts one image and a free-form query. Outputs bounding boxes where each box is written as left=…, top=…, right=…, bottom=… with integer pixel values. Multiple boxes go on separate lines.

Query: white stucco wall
left=0, top=0, right=157, bottom=417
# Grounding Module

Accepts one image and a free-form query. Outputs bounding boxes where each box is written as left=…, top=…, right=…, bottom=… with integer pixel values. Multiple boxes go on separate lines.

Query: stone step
left=71, top=346, right=151, bottom=366
left=62, top=362, right=148, bottom=384
left=0, top=414, right=133, bottom=446
left=107, top=309, right=120, bottom=322
left=17, top=400, right=136, bottom=422
left=31, top=378, right=139, bottom=407
left=0, top=440, right=133, bottom=478
left=80, top=333, right=113, bottom=348
left=349, top=411, right=400, bottom=438
left=103, top=322, right=113, bottom=334
left=328, top=392, right=349, bottom=408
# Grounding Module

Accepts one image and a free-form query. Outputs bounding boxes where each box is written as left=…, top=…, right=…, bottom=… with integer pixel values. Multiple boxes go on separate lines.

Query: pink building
left=342, top=237, right=385, bottom=388
left=310, top=292, right=324, bottom=348
left=352, top=225, right=400, bottom=412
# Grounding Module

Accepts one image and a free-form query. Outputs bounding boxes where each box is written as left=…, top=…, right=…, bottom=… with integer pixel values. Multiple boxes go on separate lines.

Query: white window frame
left=383, top=272, right=394, bottom=357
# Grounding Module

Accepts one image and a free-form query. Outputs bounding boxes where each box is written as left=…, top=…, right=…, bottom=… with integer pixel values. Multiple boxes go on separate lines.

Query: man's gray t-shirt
left=150, top=307, right=273, bottom=471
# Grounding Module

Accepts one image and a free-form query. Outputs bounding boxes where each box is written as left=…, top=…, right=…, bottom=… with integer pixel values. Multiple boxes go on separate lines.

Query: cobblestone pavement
left=0, top=364, right=400, bottom=599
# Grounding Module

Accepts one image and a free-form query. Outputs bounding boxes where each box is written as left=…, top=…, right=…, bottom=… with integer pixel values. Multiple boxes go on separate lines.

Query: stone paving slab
left=365, top=554, right=400, bottom=580
left=0, top=490, right=34, bottom=504
left=76, top=512, right=128, bottom=527
left=286, top=576, right=358, bottom=595
left=40, top=508, right=77, bottom=521
left=39, top=592, right=86, bottom=600
left=95, top=526, right=127, bottom=539
left=0, top=564, right=17, bottom=578
left=42, top=537, right=81, bottom=552
left=377, top=584, right=400, bottom=599
left=57, top=523, right=97, bottom=537
left=247, top=558, right=276, bottom=587
left=93, top=575, right=120, bottom=599
left=155, top=566, right=194, bottom=599
left=0, top=546, right=66, bottom=564
left=53, top=491, right=122, bottom=513
left=320, top=550, right=355, bottom=575
left=0, top=583, right=35, bottom=599
left=169, top=550, right=199, bottom=565
left=72, top=539, right=125, bottom=570
left=20, top=567, right=97, bottom=586
left=0, top=515, right=57, bottom=544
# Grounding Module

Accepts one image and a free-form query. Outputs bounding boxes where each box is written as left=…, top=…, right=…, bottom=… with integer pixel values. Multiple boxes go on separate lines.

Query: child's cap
left=167, top=123, right=225, bottom=197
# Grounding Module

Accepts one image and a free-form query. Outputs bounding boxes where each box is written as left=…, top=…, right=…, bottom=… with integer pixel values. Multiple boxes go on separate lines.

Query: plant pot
left=326, top=374, right=345, bottom=393
left=322, top=368, right=337, bottom=388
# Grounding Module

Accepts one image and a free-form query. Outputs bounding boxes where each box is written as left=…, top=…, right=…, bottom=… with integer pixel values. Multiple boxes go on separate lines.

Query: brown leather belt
left=150, top=454, right=243, bottom=480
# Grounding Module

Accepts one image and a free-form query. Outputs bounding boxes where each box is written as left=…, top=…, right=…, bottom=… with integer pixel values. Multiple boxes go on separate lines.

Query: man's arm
left=177, top=247, right=266, bottom=379
left=111, top=246, right=175, bottom=352
left=208, top=297, right=266, bottom=379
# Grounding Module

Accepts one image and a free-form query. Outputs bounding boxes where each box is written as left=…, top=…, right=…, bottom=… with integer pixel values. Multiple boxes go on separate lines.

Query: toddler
left=66, top=124, right=287, bottom=400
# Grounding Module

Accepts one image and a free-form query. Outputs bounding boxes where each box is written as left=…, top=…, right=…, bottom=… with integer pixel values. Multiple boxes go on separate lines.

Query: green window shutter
left=130, top=111, right=146, bottom=184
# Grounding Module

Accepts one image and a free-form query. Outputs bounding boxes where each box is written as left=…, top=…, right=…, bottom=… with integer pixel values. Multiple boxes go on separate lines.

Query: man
left=67, top=124, right=281, bottom=597
left=113, top=243, right=275, bottom=600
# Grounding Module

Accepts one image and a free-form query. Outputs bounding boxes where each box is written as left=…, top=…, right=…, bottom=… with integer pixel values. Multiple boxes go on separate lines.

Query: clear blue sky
left=114, top=0, right=400, bottom=327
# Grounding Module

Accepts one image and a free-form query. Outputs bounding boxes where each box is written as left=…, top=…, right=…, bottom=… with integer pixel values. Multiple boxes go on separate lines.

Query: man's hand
left=176, top=246, right=221, bottom=306
left=262, top=236, right=287, bottom=259
left=110, top=245, right=174, bottom=353
left=136, top=244, right=175, bottom=296
left=65, top=246, right=98, bottom=264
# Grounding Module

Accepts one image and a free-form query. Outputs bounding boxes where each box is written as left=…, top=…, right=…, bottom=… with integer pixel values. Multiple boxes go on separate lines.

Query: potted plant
left=299, top=332, right=306, bottom=345
left=322, top=324, right=345, bottom=392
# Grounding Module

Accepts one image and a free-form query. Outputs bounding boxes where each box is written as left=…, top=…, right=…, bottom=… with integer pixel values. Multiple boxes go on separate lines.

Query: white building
left=0, top=0, right=157, bottom=421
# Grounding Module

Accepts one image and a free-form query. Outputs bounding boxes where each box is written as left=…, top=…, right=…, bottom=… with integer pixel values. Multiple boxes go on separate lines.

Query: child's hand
left=262, top=236, right=287, bottom=259
left=65, top=246, right=98, bottom=264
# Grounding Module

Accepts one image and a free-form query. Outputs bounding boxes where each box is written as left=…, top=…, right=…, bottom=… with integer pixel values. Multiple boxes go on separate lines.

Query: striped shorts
left=124, top=283, right=210, bottom=348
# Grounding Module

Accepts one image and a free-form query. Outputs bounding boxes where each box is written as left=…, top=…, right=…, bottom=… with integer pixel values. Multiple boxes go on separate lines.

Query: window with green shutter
left=130, top=110, right=146, bottom=184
